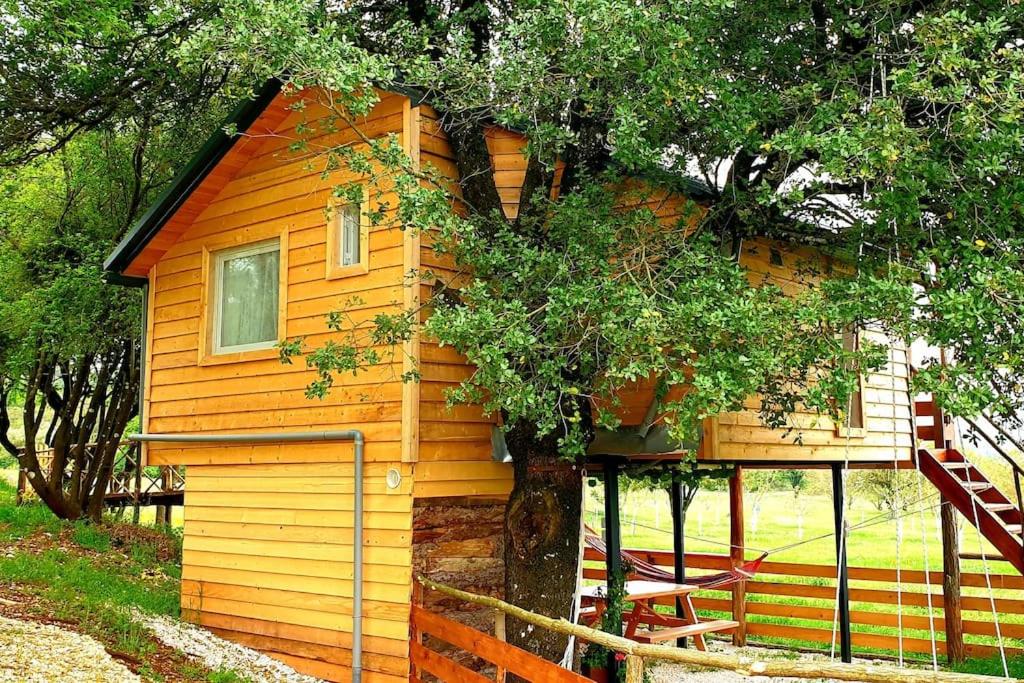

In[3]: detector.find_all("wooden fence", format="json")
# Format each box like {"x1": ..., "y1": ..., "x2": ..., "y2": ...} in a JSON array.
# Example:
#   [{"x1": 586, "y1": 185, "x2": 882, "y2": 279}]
[
  {"x1": 410, "y1": 604, "x2": 592, "y2": 683},
  {"x1": 583, "y1": 547, "x2": 1024, "y2": 659}
]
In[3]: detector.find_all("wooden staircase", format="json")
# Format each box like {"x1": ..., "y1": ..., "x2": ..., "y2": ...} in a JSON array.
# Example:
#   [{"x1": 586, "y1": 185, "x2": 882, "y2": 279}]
[{"x1": 914, "y1": 397, "x2": 1024, "y2": 575}]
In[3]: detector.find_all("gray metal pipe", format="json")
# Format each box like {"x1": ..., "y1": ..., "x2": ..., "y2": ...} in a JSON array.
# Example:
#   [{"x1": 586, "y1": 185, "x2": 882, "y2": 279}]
[{"x1": 130, "y1": 430, "x2": 367, "y2": 683}]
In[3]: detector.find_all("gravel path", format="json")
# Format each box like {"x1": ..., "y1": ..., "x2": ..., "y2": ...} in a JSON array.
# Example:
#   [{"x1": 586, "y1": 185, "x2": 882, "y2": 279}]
[
  {"x1": 136, "y1": 612, "x2": 324, "y2": 683},
  {"x1": 0, "y1": 614, "x2": 140, "y2": 682},
  {"x1": 647, "y1": 643, "x2": 896, "y2": 683}
]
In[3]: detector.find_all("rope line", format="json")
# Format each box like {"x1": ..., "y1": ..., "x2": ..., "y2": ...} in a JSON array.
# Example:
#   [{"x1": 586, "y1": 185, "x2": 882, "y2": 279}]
[
  {"x1": 889, "y1": 343, "x2": 905, "y2": 667},
  {"x1": 962, "y1": 462, "x2": 1009, "y2": 677}
]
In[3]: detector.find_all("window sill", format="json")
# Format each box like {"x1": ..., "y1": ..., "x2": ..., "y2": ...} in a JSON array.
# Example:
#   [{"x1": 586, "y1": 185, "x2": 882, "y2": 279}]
[
  {"x1": 326, "y1": 263, "x2": 369, "y2": 280},
  {"x1": 199, "y1": 345, "x2": 281, "y2": 366}
]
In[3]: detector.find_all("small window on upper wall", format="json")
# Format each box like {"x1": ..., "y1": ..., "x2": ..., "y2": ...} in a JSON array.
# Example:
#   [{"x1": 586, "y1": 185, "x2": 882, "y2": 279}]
[
  {"x1": 327, "y1": 201, "x2": 369, "y2": 278},
  {"x1": 836, "y1": 326, "x2": 867, "y2": 437},
  {"x1": 212, "y1": 239, "x2": 281, "y2": 354}
]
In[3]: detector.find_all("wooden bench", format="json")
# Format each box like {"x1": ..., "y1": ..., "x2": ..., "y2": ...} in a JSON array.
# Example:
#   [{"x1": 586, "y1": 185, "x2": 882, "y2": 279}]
[{"x1": 632, "y1": 619, "x2": 739, "y2": 644}]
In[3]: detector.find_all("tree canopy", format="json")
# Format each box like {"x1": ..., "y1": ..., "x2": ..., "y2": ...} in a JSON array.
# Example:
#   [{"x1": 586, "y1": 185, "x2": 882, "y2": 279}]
[
  {"x1": 1, "y1": 0, "x2": 1022, "y2": 658},
  {"x1": 183, "y1": 0, "x2": 1024, "y2": 658},
  {"x1": 0, "y1": 0, "x2": 233, "y2": 518},
  {"x1": 185, "y1": 0, "x2": 1024, "y2": 447}
]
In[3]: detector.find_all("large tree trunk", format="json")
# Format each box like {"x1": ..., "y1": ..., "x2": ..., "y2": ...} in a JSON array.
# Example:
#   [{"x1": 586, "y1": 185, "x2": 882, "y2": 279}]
[
  {"x1": 503, "y1": 424, "x2": 584, "y2": 665},
  {"x1": 441, "y1": 110, "x2": 597, "y2": 665}
]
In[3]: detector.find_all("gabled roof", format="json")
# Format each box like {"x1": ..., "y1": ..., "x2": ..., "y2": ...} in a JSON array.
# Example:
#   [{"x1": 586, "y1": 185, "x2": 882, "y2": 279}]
[
  {"x1": 104, "y1": 79, "x2": 714, "y2": 280},
  {"x1": 104, "y1": 79, "x2": 283, "y2": 279}
]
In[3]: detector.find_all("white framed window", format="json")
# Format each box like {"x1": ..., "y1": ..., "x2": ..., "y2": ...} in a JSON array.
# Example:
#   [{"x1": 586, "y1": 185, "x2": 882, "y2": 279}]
[
  {"x1": 326, "y1": 201, "x2": 369, "y2": 278},
  {"x1": 339, "y1": 203, "x2": 361, "y2": 266},
  {"x1": 211, "y1": 239, "x2": 281, "y2": 354}
]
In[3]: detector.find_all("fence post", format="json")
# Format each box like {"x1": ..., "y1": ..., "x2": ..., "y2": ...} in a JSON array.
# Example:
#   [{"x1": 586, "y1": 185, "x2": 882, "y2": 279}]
[
  {"x1": 132, "y1": 443, "x2": 142, "y2": 524},
  {"x1": 624, "y1": 655, "x2": 644, "y2": 683},
  {"x1": 730, "y1": 467, "x2": 747, "y2": 646},
  {"x1": 940, "y1": 497, "x2": 965, "y2": 664}
]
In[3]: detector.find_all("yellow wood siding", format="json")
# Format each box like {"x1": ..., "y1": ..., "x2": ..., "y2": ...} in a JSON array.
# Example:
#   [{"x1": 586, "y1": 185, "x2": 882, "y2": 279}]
[
  {"x1": 179, "y1": 459, "x2": 411, "y2": 683},
  {"x1": 412, "y1": 106, "x2": 514, "y2": 499},
  {"x1": 144, "y1": 90, "x2": 414, "y2": 682},
  {"x1": 707, "y1": 238, "x2": 914, "y2": 464}
]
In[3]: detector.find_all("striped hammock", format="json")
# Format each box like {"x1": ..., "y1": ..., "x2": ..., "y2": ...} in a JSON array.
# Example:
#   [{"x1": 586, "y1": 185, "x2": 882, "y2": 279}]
[{"x1": 584, "y1": 530, "x2": 768, "y2": 590}]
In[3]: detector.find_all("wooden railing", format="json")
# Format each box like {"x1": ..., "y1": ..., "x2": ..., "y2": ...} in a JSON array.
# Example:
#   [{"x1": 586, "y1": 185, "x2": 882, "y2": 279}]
[
  {"x1": 584, "y1": 547, "x2": 1024, "y2": 659},
  {"x1": 16, "y1": 442, "x2": 184, "y2": 517},
  {"x1": 410, "y1": 604, "x2": 591, "y2": 683}
]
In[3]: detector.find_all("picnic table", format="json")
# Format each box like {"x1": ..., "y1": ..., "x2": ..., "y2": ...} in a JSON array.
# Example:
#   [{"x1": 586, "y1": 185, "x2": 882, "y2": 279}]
[{"x1": 579, "y1": 580, "x2": 738, "y2": 649}]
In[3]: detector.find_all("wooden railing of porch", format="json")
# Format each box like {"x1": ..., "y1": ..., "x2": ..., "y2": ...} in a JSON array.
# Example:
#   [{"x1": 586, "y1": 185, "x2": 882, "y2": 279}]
[
  {"x1": 584, "y1": 547, "x2": 1024, "y2": 659},
  {"x1": 16, "y1": 442, "x2": 184, "y2": 522}
]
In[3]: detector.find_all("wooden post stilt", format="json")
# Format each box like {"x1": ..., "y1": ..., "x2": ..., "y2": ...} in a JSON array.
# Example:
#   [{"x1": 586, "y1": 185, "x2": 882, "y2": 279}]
[
  {"x1": 832, "y1": 463, "x2": 852, "y2": 663},
  {"x1": 670, "y1": 479, "x2": 688, "y2": 647},
  {"x1": 132, "y1": 443, "x2": 142, "y2": 524},
  {"x1": 603, "y1": 459, "x2": 623, "y2": 678},
  {"x1": 730, "y1": 467, "x2": 747, "y2": 647},
  {"x1": 940, "y1": 496, "x2": 965, "y2": 664}
]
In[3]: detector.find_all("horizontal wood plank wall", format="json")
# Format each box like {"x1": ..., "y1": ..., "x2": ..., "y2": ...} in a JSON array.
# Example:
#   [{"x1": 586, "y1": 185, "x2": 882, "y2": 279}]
[
  {"x1": 144, "y1": 90, "x2": 414, "y2": 682},
  {"x1": 124, "y1": 97, "x2": 295, "y2": 278},
  {"x1": 584, "y1": 548, "x2": 1024, "y2": 659},
  {"x1": 707, "y1": 237, "x2": 914, "y2": 464},
  {"x1": 182, "y1": 460, "x2": 412, "y2": 682},
  {"x1": 413, "y1": 106, "x2": 514, "y2": 499}
]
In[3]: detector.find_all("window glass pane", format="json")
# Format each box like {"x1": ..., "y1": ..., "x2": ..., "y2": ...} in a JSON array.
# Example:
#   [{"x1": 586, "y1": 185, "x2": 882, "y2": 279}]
[
  {"x1": 340, "y1": 204, "x2": 361, "y2": 266},
  {"x1": 219, "y1": 246, "x2": 279, "y2": 349}
]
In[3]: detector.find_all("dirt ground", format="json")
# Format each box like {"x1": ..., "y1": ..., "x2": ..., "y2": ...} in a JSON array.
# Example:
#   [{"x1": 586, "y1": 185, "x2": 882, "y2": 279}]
[
  {"x1": 0, "y1": 584, "x2": 195, "y2": 682},
  {"x1": 647, "y1": 642, "x2": 910, "y2": 683}
]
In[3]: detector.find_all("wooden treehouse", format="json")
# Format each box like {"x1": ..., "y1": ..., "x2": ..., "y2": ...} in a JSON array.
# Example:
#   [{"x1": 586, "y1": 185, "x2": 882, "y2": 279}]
[{"x1": 103, "y1": 82, "x2": 1023, "y2": 681}]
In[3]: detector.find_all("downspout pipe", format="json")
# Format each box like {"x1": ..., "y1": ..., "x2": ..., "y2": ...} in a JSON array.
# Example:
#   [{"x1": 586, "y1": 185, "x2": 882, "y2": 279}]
[{"x1": 130, "y1": 430, "x2": 367, "y2": 683}]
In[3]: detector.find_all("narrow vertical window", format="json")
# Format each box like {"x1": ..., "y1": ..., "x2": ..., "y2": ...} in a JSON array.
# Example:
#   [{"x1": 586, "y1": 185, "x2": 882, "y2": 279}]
[
  {"x1": 327, "y1": 201, "x2": 368, "y2": 278},
  {"x1": 340, "y1": 203, "x2": 361, "y2": 266},
  {"x1": 212, "y1": 239, "x2": 281, "y2": 354}
]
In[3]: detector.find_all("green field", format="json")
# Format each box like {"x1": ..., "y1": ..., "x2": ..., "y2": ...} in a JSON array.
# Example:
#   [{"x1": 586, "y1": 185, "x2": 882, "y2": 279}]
[{"x1": 586, "y1": 484, "x2": 1001, "y2": 572}]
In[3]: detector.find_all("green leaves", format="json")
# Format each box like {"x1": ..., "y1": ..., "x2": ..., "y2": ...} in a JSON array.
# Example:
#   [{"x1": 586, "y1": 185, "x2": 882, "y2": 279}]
[{"x1": 202, "y1": 0, "x2": 1024, "y2": 455}]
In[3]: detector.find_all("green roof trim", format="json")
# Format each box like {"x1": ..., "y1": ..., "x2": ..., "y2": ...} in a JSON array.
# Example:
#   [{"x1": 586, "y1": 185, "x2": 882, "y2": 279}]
[{"x1": 103, "y1": 79, "x2": 283, "y2": 276}]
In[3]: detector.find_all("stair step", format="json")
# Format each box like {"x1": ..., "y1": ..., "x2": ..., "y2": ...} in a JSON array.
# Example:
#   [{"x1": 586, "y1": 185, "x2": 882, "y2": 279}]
[
  {"x1": 984, "y1": 503, "x2": 1017, "y2": 513},
  {"x1": 1006, "y1": 525, "x2": 1023, "y2": 535},
  {"x1": 915, "y1": 400, "x2": 935, "y2": 416},
  {"x1": 960, "y1": 552, "x2": 1010, "y2": 562},
  {"x1": 917, "y1": 425, "x2": 936, "y2": 441},
  {"x1": 943, "y1": 462, "x2": 974, "y2": 470},
  {"x1": 963, "y1": 481, "x2": 994, "y2": 492}
]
